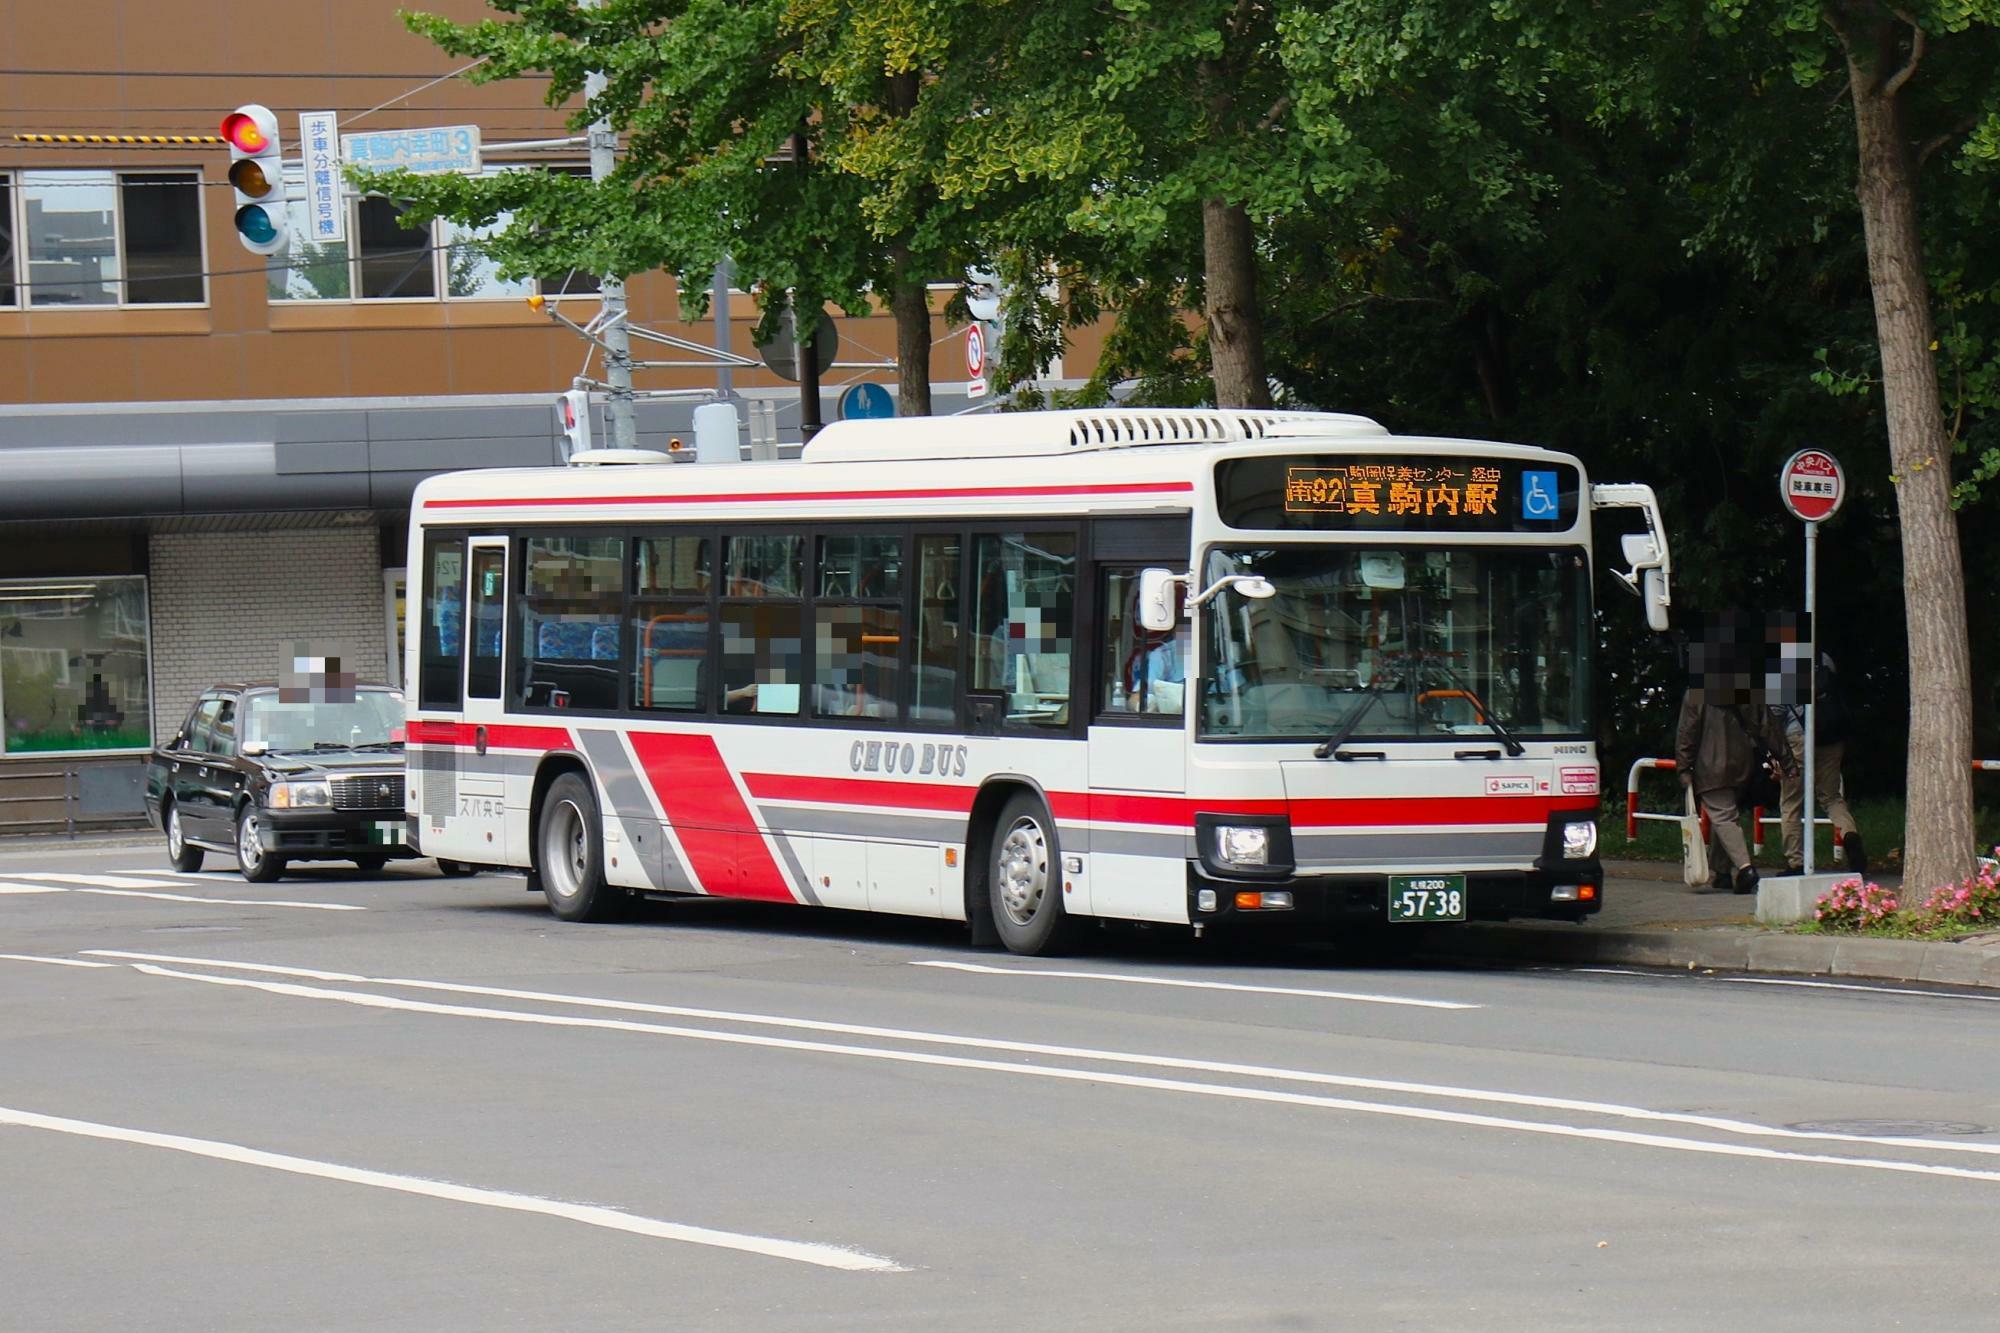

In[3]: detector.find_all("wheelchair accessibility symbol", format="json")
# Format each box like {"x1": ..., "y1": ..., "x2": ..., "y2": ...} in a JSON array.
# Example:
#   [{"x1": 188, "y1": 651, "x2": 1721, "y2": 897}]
[{"x1": 1521, "y1": 470, "x2": 1560, "y2": 520}]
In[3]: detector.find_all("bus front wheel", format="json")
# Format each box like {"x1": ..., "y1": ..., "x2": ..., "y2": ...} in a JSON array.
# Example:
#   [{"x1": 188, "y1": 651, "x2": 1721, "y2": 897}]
[
  {"x1": 536, "y1": 773, "x2": 628, "y2": 923},
  {"x1": 988, "y1": 793, "x2": 1078, "y2": 956}
]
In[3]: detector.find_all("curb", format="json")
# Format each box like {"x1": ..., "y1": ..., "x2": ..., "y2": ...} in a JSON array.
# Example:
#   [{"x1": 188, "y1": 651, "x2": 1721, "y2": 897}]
[{"x1": 1426, "y1": 921, "x2": 2000, "y2": 990}]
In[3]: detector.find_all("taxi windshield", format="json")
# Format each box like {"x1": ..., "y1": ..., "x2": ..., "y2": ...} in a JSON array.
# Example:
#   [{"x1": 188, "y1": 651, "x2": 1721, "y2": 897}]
[{"x1": 241, "y1": 688, "x2": 405, "y2": 752}]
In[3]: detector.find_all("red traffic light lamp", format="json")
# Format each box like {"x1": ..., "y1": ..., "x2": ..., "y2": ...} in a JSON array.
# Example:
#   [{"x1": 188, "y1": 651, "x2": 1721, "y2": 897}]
[{"x1": 222, "y1": 104, "x2": 286, "y2": 256}]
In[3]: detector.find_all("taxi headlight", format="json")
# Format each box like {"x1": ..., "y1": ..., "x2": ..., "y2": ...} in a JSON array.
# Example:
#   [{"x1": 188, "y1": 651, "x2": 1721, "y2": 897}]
[{"x1": 270, "y1": 781, "x2": 330, "y2": 809}]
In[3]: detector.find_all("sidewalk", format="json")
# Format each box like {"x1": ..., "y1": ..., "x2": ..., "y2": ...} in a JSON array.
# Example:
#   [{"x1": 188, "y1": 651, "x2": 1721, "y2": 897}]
[{"x1": 1425, "y1": 859, "x2": 2000, "y2": 990}]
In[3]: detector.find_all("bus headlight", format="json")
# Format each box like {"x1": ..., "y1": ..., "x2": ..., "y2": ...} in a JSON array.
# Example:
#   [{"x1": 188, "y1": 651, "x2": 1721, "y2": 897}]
[
  {"x1": 269, "y1": 781, "x2": 331, "y2": 809},
  {"x1": 1562, "y1": 819, "x2": 1598, "y2": 859},
  {"x1": 1216, "y1": 825, "x2": 1270, "y2": 867}
]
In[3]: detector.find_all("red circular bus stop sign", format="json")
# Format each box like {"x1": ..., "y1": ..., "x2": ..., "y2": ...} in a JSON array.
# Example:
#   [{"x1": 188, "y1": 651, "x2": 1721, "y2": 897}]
[{"x1": 1780, "y1": 449, "x2": 1845, "y2": 522}]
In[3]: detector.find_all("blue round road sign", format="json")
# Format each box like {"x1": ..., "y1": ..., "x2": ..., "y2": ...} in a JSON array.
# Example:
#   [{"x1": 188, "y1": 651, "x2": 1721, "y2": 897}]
[{"x1": 840, "y1": 382, "x2": 895, "y2": 421}]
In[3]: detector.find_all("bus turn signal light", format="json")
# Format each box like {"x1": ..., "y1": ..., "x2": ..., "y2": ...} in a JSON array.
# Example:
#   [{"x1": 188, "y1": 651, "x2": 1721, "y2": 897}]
[{"x1": 1234, "y1": 890, "x2": 1295, "y2": 911}]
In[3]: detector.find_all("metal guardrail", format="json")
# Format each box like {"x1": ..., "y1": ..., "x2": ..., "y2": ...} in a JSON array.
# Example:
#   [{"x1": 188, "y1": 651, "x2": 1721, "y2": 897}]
[
  {"x1": 0, "y1": 762, "x2": 149, "y2": 838},
  {"x1": 1626, "y1": 755, "x2": 2000, "y2": 851}
]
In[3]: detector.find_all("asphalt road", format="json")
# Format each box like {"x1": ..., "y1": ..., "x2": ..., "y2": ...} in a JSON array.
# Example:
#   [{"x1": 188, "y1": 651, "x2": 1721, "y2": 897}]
[{"x1": 5, "y1": 838, "x2": 2000, "y2": 1331}]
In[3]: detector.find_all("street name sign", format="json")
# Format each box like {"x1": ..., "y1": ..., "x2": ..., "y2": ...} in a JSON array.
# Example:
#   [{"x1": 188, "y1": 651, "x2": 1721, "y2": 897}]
[{"x1": 342, "y1": 125, "x2": 482, "y2": 175}]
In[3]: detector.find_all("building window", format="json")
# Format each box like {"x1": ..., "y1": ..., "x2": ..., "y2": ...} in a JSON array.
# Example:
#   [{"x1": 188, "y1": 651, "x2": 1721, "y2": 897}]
[
  {"x1": 13, "y1": 170, "x2": 203, "y2": 307},
  {"x1": 269, "y1": 166, "x2": 596, "y2": 304},
  {"x1": 0, "y1": 576, "x2": 152, "y2": 755},
  {"x1": 357, "y1": 197, "x2": 437, "y2": 300},
  {"x1": 0, "y1": 175, "x2": 15, "y2": 307}
]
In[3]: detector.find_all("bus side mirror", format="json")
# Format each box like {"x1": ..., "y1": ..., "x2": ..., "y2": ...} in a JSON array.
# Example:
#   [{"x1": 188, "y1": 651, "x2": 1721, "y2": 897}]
[
  {"x1": 1618, "y1": 533, "x2": 1671, "y2": 631},
  {"x1": 1137, "y1": 568, "x2": 1181, "y2": 632}
]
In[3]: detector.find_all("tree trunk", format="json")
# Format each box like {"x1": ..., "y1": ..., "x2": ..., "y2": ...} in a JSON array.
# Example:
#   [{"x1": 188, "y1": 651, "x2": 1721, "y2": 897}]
[
  {"x1": 1202, "y1": 197, "x2": 1271, "y2": 409},
  {"x1": 886, "y1": 70, "x2": 933, "y2": 417},
  {"x1": 889, "y1": 240, "x2": 933, "y2": 417},
  {"x1": 1836, "y1": 14, "x2": 1976, "y2": 893}
]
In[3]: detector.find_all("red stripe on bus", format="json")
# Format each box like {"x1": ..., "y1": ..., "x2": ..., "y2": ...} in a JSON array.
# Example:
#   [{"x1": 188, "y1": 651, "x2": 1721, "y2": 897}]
[
  {"x1": 743, "y1": 774, "x2": 1585, "y2": 831},
  {"x1": 423, "y1": 481, "x2": 1195, "y2": 510},
  {"x1": 628, "y1": 732, "x2": 799, "y2": 904},
  {"x1": 744, "y1": 773, "x2": 977, "y2": 814},
  {"x1": 406, "y1": 720, "x2": 573, "y2": 751}
]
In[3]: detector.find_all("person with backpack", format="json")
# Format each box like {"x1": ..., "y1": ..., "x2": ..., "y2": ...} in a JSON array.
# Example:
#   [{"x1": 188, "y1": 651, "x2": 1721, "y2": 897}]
[{"x1": 1778, "y1": 652, "x2": 1863, "y2": 875}]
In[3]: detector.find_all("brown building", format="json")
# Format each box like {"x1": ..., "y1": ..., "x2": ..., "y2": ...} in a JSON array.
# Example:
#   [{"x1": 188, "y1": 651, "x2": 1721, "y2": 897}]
[{"x1": 0, "y1": 0, "x2": 1101, "y2": 829}]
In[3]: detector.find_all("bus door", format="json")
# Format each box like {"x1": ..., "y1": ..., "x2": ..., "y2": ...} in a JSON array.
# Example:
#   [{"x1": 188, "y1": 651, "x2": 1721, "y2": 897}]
[
  {"x1": 1086, "y1": 563, "x2": 1190, "y2": 922},
  {"x1": 455, "y1": 536, "x2": 512, "y2": 858}
]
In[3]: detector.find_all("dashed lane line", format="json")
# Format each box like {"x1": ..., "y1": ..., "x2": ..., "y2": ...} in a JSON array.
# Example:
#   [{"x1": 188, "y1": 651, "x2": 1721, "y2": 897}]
[{"x1": 0, "y1": 1104, "x2": 906, "y2": 1272}]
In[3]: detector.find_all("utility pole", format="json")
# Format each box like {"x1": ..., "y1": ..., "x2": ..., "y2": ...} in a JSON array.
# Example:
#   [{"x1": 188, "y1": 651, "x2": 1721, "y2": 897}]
[
  {"x1": 791, "y1": 129, "x2": 824, "y2": 442},
  {"x1": 713, "y1": 255, "x2": 735, "y2": 401},
  {"x1": 582, "y1": 0, "x2": 637, "y2": 450}
]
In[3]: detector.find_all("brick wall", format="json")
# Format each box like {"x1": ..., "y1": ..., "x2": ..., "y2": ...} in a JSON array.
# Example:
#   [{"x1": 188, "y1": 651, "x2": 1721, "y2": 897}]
[{"x1": 148, "y1": 526, "x2": 388, "y2": 742}]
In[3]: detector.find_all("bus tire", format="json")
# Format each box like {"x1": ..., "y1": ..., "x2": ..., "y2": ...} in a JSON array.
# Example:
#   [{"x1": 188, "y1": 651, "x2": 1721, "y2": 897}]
[
  {"x1": 535, "y1": 772, "x2": 627, "y2": 922},
  {"x1": 988, "y1": 792, "x2": 1078, "y2": 956}
]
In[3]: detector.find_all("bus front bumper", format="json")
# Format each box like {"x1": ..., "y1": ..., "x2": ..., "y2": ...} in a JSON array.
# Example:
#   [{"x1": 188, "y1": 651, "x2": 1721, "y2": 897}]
[{"x1": 1185, "y1": 863, "x2": 1603, "y2": 927}]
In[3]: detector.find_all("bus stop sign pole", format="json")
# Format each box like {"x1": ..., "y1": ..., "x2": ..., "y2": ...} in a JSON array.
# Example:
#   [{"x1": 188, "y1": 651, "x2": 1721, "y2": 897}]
[{"x1": 1780, "y1": 449, "x2": 1846, "y2": 876}]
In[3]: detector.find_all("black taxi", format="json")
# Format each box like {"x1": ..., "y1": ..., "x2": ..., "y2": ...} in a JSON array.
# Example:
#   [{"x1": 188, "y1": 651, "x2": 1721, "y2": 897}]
[{"x1": 144, "y1": 682, "x2": 428, "y2": 882}]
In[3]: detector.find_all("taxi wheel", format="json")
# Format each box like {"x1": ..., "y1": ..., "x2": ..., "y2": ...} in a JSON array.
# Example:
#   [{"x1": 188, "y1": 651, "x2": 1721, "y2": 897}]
[
  {"x1": 236, "y1": 805, "x2": 287, "y2": 884},
  {"x1": 164, "y1": 800, "x2": 204, "y2": 873}
]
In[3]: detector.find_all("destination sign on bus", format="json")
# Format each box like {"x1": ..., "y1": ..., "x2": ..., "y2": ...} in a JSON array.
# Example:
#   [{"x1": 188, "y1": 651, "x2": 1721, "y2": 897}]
[{"x1": 1216, "y1": 455, "x2": 1581, "y2": 532}]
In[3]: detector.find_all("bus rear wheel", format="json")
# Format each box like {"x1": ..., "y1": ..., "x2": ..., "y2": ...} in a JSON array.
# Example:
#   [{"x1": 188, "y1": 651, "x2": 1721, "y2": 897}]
[
  {"x1": 536, "y1": 773, "x2": 628, "y2": 922},
  {"x1": 988, "y1": 793, "x2": 1078, "y2": 956}
]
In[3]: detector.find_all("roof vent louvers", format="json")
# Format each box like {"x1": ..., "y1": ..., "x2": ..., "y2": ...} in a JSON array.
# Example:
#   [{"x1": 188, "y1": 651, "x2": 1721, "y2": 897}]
[{"x1": 802, "y1": 406, "x2": 1388, "y2": 463}]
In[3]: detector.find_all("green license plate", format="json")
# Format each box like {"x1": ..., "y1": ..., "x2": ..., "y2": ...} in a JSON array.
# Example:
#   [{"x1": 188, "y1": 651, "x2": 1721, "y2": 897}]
[{"x1": 1388, "y1": 874, "x2": 1467, "y2": 922}]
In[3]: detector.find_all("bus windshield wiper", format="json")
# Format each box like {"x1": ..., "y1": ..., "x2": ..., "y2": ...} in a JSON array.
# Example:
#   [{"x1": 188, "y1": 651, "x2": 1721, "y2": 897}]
[
  {"x1": 349, "y1": 741, "x2": 403, "y2": 752},
  {"x1": 309, "y1": 741, "x2": 353, "y2": 752},
  {"x1": 1314, "y1": 669, "x2": 1404, "y2": 759},
  {"x1": 1412, "y1": 652, "x2": 1525, "y2": 757}
]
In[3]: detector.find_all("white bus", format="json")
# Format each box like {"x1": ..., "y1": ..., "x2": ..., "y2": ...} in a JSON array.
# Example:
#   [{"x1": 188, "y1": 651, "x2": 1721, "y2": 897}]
[{"x1": 404, "y1": 408, "x2": 1672, "y2": 954}]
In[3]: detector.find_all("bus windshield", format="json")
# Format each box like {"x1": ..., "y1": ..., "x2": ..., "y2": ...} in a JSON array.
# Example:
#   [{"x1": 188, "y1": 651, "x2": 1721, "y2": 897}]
[{"x1": 1199, "y1": 545, "x2": 1591, "y2": 742}]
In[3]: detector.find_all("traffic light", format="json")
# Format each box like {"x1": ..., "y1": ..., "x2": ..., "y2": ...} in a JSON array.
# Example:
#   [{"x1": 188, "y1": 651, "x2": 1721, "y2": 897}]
[
  {"x1": 556, "y1": 389, "x2": 593, "y2": 457},
  {"x1": 222, "y1": 104, "x2": 286, "y2": 255}
]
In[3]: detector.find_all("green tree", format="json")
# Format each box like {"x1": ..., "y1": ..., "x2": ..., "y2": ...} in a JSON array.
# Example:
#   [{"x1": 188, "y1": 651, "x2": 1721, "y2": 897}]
[{"x1": 366, "y1": 0, "x2": 982, "y2": 415}]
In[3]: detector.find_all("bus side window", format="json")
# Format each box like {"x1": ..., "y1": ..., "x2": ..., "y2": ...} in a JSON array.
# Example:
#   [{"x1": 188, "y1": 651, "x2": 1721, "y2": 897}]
[
  {"x1": 972, "y1": 532, "x2": 1076, "y2": 729},
  {"x1": 514, "y1": 535, "x2": 623, "y2": 711},
  {"x1": 814, "y1": 534, "x2": 904, "y2": 722},
  {"x1": 418, "y1": 536, "x2": 466, "y2": 711},
  {"x1": 719, "y1": 534, "x2": 804, "y2": 715},
  {"x1": 633, "y1": 533, "x2": 712, "y2": 713},
  {"x1": 912, "y1": 535, "x2": 961, "y2": 724},
  {"x1": 1100, "y1": 568, "x2": 1187, "y2": 721}
]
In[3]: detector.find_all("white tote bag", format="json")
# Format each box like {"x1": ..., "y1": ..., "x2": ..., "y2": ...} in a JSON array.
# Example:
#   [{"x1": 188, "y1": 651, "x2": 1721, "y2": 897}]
[{"x1": 1679, "y1": 786, "x2": 1711, "y2": 888}]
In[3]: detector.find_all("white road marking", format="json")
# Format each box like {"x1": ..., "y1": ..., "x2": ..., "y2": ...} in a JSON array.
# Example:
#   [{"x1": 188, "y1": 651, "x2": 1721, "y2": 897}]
[
  {"x1": 1718, "y1": 976, "x2": 2000, "y2": 1002},
  {"x1": 94, "y1": 957, "x2": 2000, "y2": 1187},
  {"x1": 0, "y1": 879, "x2": 362, "y2": 911},
  {"x1": 76, "y1": 888, "x2": 364, "y2": 912},
  {"x1": 28, "y1": 873, "x2": 219, "y2": 890},
  {"x1": 0, "y1": 954, "x2": 116, "y2": 968},
  {"x1": 909, "y1": 959, "x2": 1477, "y2": 1009},
  {"x1": 79, "y1": 949, "x2": 2000, "y2": 1162},
  {"x1": 0, "y1": 1104, "x2": 904, "y2": 1272}
]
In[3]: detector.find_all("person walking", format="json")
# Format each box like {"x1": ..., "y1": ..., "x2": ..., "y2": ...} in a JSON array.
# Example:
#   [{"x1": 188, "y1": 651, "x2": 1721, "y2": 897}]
[
  {"x1": 1779, "y1": 652, "x2": 1863, "y2": 875},
  {"x1": 1677, "y1": 684, "x2": 1793, "y2": 894}
]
